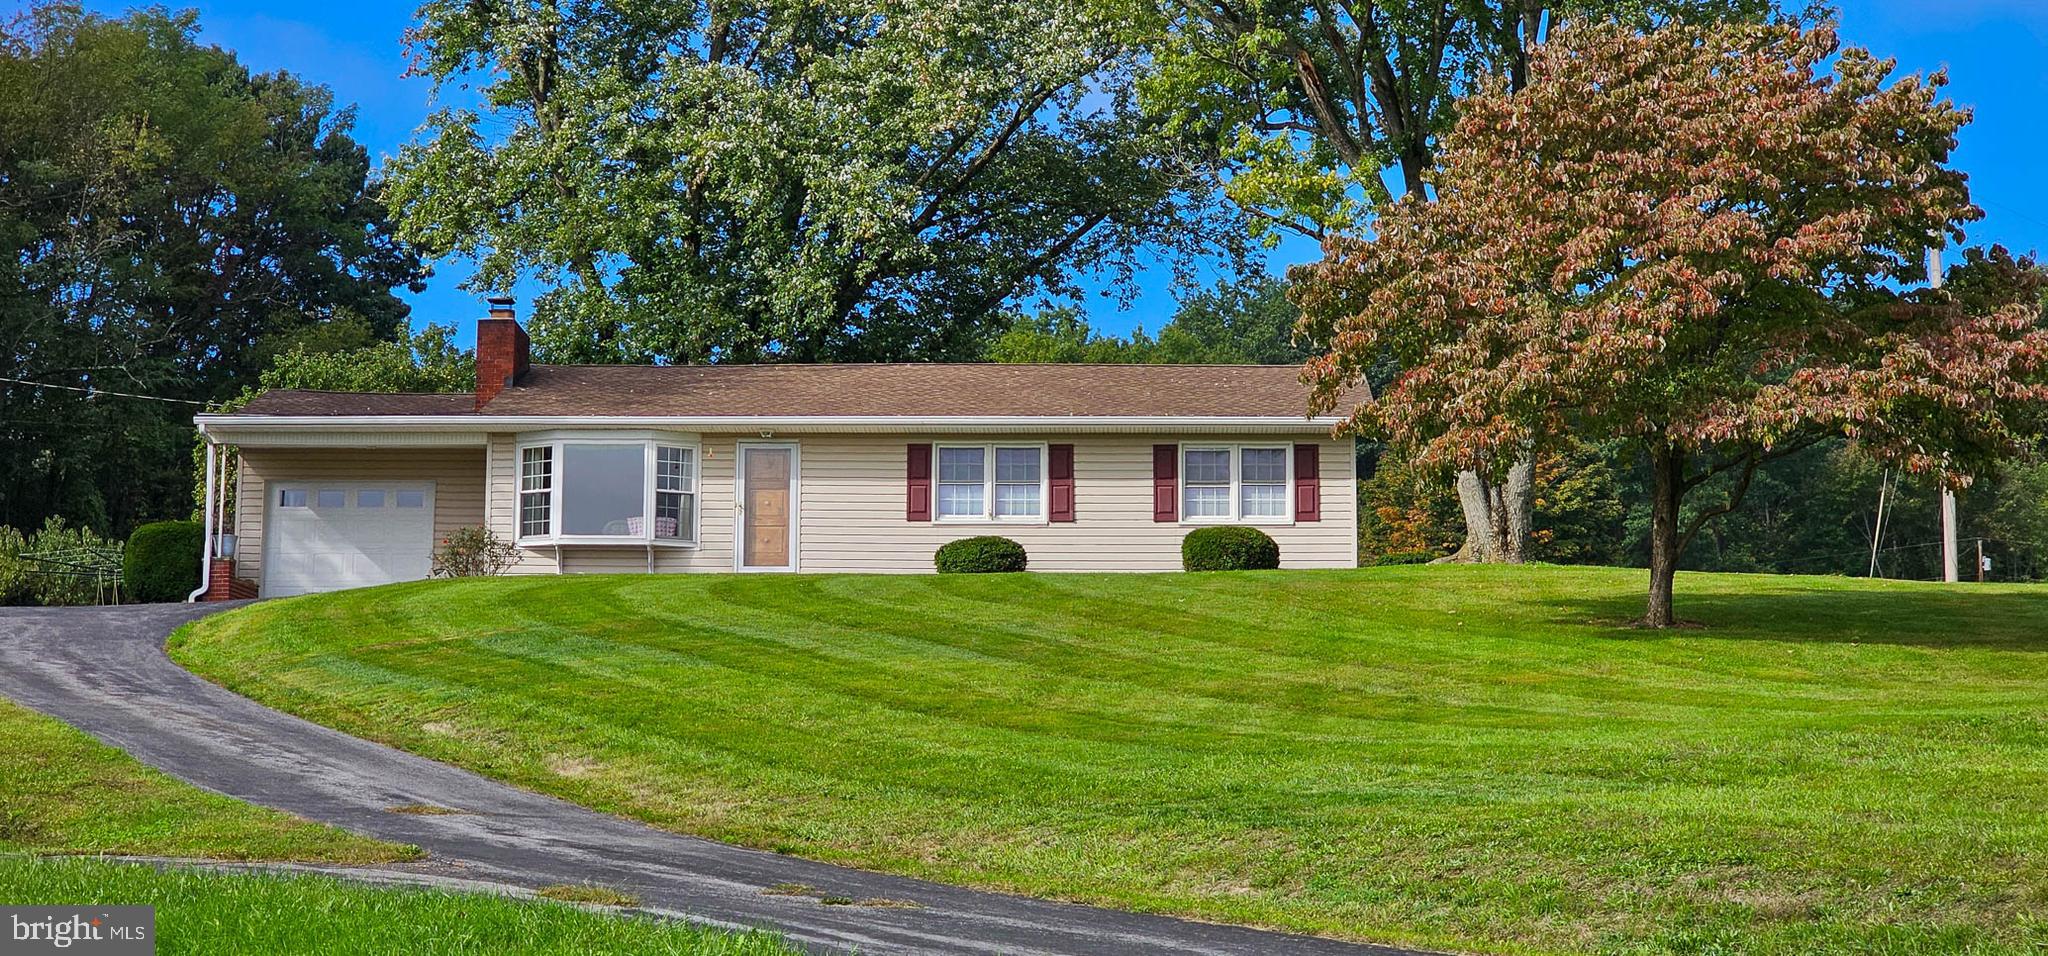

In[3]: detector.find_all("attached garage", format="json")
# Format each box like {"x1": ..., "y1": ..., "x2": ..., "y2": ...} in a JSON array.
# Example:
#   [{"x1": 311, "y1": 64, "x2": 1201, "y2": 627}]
[{"x1": 262, "y1": 482, "x2": 437, "y2": 596}]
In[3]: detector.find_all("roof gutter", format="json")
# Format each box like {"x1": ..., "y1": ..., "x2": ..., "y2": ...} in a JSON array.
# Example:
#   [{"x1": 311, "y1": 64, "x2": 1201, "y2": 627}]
[{"x1": 193, "y1": 414, "x2": 1349, "y2": 435}]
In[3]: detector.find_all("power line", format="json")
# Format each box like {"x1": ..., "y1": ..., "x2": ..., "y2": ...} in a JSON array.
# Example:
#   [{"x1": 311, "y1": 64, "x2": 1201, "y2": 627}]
[{"x1": 0, "y1": 374, "x2": 210, "y2": 406}]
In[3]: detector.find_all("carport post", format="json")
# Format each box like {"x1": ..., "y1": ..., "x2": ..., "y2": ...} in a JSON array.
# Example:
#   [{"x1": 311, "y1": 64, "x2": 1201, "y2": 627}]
[{"x1": 186, "y1": 436, "x2": 217, "y2": 602}]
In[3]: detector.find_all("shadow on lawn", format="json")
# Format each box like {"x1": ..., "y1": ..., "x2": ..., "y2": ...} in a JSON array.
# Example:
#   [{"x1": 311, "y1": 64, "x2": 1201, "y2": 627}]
[{"x1": 1530, "y1": 575, "x2": 2048, "y2": 651}]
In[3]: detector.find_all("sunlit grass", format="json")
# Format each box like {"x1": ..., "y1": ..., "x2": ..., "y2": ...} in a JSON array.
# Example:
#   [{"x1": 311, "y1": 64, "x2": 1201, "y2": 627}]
[
  {"x1": 171, "y1": 565, "x2": 2048, "y2": 954},
  {"x1": 0, "y1": 697, "x2": 406, "y2": 863},
  {"x1": 0, "y1": 857, "x2": 799, "y2": 956}
]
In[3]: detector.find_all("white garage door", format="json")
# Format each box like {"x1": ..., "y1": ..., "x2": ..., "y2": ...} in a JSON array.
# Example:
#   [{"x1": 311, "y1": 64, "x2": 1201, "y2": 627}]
[{"x1": 264, "y1": 482, "x2": 435, "y2": 597}]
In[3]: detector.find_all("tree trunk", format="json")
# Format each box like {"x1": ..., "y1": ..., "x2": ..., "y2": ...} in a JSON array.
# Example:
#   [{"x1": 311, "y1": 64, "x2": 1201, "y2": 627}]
[
  {"x1": 1643, "y1": 445, "x2": 1685, "y2": 627},
  {"x1": 1447, "y1": 456, "x2": 1535, "y2": 563}
]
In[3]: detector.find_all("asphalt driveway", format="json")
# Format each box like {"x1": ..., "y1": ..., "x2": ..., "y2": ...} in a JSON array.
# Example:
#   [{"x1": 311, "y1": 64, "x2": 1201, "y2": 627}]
[{"x1": 0, "y1": 603, "x2": 1424, "y2": 956}]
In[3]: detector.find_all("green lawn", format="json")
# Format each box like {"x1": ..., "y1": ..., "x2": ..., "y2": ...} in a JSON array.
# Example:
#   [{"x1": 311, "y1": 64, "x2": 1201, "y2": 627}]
[
  {"x1": 169, "y1": 565, "x2": 2048, "y2": 955},
  {"x1": 0, "y1": 856, "x2": 800, "y2": 955},
  {"x1": 0, "y1": 696, "x2": 405, "y2": 862}
]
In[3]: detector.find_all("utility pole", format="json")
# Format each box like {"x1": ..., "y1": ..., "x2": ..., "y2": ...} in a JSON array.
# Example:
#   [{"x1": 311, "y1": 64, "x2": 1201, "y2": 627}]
[
  {"x1": 1932, "y1": 246, "x2": 1960, "y2": 583},
  {"x1": 1868, "y1": 469, "x2": 1890, "y2": 578},
  {"x1": 1977, "y1": 539, "x2": 1986, "y2": 583}
]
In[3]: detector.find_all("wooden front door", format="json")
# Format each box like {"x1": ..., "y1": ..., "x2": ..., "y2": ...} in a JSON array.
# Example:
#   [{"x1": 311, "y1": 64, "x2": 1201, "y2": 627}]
[{"x1": 740, "y1": 445, "x2": 795, "y2": 570}]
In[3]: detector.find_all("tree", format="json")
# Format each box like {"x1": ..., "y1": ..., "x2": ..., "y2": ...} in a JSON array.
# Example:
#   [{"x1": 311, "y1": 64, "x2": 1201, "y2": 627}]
[
  {"x1": 1295, "y1": 20, "x2": 2048, "y2": 625},
  {"x1": 389, "y1": 0, "x2": 1232, "y2": 366},
  {"x1": 1152, "y1": 275, "x2": 1311, "y2": 363},
  {"x1": 0, "y1": 3, "x2": 422, "y2": 535},
  {"x1": 1144, "y1": 0, "x2": 1769, "y2": 563},
  {"x1": 984, "y1": 309, "x2": 1162, "y2": 364},
  {"x1": 243, "y1": 324, "x2": 474, "y2": 397},
  {"x1": 984, "y1": 275, "x2": 1306, "y2": 363}
]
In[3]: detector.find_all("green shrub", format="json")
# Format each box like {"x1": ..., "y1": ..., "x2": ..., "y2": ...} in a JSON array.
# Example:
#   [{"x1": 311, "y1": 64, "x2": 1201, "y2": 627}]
[
  {"x1": 1373, "y1": 549, "x2": 1438, "y2": 567},
  {"x1": 0, "y1": 519, "x2": 123, "y2": 606},
  {"x1": 431, "y1": 527, "x2": 520, "y2": 578},
  {"x1": 124, "y1": 520, "x2": 205, "y2": 603},
  {"x1": 0, "y1": 526, "x2": 30, "y2": 606},
  {"x1": 1182, "y1": 526, "x2": 1280, "y2": 571},
  {"x1": 934, "y1": 536, "x2": 1028, "y2": 573}
]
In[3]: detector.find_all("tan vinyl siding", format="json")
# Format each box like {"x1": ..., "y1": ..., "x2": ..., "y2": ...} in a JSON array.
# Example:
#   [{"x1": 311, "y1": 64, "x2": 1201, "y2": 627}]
[
  {"x1": 483, "y1": 431, "x2": 1352, "y2": 575},
  {"x1": 784, "y1": 434, "x2": 1355, "y2": 573},
  {"x1": 236, "y1": 430, "x2": 1354, "y2": 585},
  {"x1": 233, "y1": 447, "x2": 486, "y2": 586}
]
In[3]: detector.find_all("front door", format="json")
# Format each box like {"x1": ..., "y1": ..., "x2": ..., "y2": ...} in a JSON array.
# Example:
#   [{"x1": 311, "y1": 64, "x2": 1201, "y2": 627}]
[{"x1": 738, "y1": 444, "x2": 797, "y2": 571}]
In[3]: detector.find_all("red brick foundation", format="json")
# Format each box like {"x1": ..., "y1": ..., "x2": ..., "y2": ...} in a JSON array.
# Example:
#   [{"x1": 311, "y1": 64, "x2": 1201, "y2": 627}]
[{"x1": 204, "y1": 559, "x2": 258, "y2": 601}]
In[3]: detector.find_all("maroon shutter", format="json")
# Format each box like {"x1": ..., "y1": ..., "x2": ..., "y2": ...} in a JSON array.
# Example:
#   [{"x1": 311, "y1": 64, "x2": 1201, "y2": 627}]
[
  {"x1": 1152, "y1": 444, "x2": 1178, "y2": 522},
  {"x1": 906, "y1": 444, "x2": 932, "y2": 521},
  {"x1": 1293, "y1": 443, "x2": 1322, "y2": 522},
  {"x1": 1048, "y1": 444, "x2": 1076, "y2": 522}
]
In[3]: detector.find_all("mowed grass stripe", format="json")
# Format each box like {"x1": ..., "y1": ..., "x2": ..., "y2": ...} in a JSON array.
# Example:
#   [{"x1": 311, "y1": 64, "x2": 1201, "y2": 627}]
[{"x1": 171, "y1": 565, "x2": 2048, "y2": 955}]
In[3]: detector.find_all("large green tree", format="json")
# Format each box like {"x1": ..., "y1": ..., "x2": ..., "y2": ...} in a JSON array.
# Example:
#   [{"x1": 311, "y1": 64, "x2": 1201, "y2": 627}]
[
  {"x1": 984, "y1": 275, "x2": 1309, "y2": 364},
  {"x1": 389, "y1": 0, "x2": 1230, "y2": 365},
  {"x1": 1144, "y1": 0, "x2": 1770, "y2": 563},
  {"x1": 0, "y1": 3, "x2": 422, "y2": 535},
  {"x1": 1297, "y1": 20, "x2": 2048, "y2": 625}
]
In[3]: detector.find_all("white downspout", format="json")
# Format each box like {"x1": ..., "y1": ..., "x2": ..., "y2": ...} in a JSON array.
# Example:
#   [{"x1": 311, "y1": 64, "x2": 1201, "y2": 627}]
[{"x1": 186, "y1": 436, "x2": 217, "y2": 602}]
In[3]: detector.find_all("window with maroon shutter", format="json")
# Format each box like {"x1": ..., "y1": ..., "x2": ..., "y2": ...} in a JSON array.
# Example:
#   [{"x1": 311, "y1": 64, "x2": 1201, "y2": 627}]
[
  {"x1": 1045, "y1": 444, "x2": 1076, "y2": 522},
  {"x1": 906, "y1": 444, "x2": 932, "y2": 521},
  {"x1": 1152, "y1": 444, "x2": 1178, "y2": 522},
  {"x1": 1293, "y1": 443, "x2": 1322, "y2": 522}
]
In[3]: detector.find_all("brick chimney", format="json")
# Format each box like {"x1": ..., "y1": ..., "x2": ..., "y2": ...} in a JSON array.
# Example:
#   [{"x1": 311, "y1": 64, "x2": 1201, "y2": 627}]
[{"x1": 475, "y1": 296, "x2": 529, "y2": 410}]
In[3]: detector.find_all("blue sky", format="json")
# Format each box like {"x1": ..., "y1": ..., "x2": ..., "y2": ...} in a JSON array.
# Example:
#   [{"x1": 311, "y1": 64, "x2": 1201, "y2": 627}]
[{"x1": 53, "y1": 0, "x2": 2048, "y2": 347}]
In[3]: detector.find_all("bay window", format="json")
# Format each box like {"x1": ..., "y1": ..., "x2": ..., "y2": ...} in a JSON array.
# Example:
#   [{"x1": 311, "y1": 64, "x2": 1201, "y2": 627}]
[
  {"x1": 936, "y1": 444, "x2": 1046, "y2": 521},
  {"x1": 516, "y1": 437, "x2": 697, "y2": 544},
  {"x1": 1181, "y1": 445, "x2": 1291, "y2": 524}
]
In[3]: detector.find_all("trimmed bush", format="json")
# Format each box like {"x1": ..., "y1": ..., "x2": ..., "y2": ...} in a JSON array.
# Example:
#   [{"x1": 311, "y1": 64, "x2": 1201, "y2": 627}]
[
  {"x1": 124, "y1": 520, "x2": 204, "y2": 603},
  {"x1": 1182, "y1": 526, "x2": 1280, "y2": 571},
  {"x1": 935, "y1": 536, "x2": 1028, "y2": 574},
  {"x1": 1373, "y1": 549, "x2": 1439, "y2": 567}
]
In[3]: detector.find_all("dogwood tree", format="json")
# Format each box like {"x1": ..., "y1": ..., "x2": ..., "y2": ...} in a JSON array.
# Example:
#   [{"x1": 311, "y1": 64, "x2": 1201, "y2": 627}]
[{"x1": 1295, "y1": 20, "x2": 2048, "y2": 625}]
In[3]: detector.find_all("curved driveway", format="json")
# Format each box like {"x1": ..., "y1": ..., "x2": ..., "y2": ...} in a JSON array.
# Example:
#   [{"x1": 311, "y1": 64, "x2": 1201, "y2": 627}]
[{"x1": 0, "y1": 604, "x2": 1423, "y2": 956}]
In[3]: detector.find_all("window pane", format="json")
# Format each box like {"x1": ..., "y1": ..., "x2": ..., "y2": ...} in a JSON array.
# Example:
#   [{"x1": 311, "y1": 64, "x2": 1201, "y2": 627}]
[
  {"x1": 936, "y1": 483, "x2": 985, "y2": 518},
  {"x1": 937, "y1": 447, "x2": 984, "y2": 483},
  {"x1": 395, "y1": 490, "x2": 426, "y2": 508},
  {"x1": 278, "y1": 489, "x2": 307, "y2": 508},
  {"x1": 1241, "y1": 448, "x2": 1287, "y2": 484},
  {"x1": 520, "y1": 446, "x2": 552, "y2": 491},
  {"x1": 1182, "y1": 485, "x2": 1231, "y2": 518},
  {"x1": 994, "y1": 483, "x2": 1041, "y2": 517},
  {"x1": 654, "y1": 491, "x2": 691, "y2": 540},
  {"x1": 316, "y1": 489, "x2": 346, "y2": 508},
  {"x1": 356, "y1": 490, "x2": 385, "y2": 508},
  {"x1": 560, "y1": 444, "x2": 646, "y2": 535},
  {"x1": 1240, "y1": 482, "x2": 1288, "y2": 517},
  {"x1": 994, "y1": 447, "x2": 1040, "y2": 482},
  {"x1": 1183, "y1": 449, "x2": 1231, "y2": 485},
  {"x1": 520, "y1": 492, "x2": 551, "y2": 537},
  {"x1": 656, "y1": 446, "x2": 693, "y2": 492}
]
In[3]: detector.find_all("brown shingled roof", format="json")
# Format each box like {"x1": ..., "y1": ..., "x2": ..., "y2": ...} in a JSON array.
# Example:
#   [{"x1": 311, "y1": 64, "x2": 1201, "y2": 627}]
[
  {"x1": 226, "y1": 364, "x2": 1352, "y2": 420},
  {"x1": 236, "y1": 390, "x2": 478, "y2": 416}
]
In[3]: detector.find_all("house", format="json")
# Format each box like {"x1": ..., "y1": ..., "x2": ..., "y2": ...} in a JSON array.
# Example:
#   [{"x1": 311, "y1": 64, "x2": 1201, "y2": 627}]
[{"x1": 190, "y1": 302, "x2": 1360, "y2": 598}]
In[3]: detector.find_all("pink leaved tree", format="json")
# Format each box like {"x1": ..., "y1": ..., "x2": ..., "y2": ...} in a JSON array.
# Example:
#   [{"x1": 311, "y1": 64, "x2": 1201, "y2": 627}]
[{"x1": 1294, "y1": 19, "x2": 2048, "y2": 626}]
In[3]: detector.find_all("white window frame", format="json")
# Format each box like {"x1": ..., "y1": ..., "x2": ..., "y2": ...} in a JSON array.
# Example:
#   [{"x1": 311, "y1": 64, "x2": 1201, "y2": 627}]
[
  {"x1": 515, "y1": 434, "x2": 700, "y2": 547},
  {"x1": 518, "y1": 445, "x2": 554, "y2": 540},
  {"x1": 933, "y1": 442, "x2": 1049, "y2": 524},
  {"x1": 1178, "y1": 443, "x2": 1294, "y2": 526}
]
